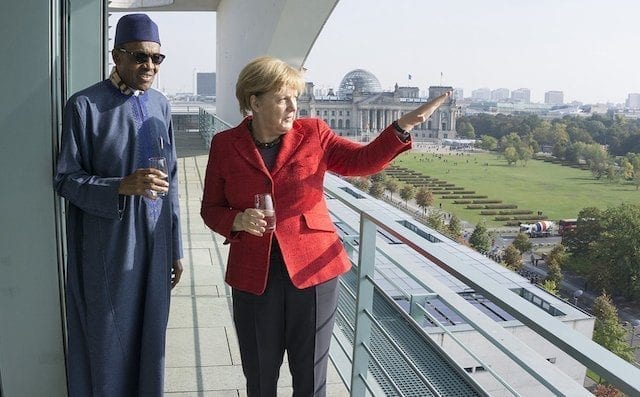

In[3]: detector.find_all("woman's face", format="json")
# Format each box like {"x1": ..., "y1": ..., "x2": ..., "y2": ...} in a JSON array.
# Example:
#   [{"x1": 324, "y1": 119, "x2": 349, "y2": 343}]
[{"x1": 251, "y1": 86, "x2": 298, "y2": 135}]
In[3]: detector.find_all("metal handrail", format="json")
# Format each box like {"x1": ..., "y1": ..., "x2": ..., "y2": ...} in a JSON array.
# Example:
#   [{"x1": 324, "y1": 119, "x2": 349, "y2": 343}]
[{"x1": 323, "y1": 174, "x2": 640, "y2": 396}]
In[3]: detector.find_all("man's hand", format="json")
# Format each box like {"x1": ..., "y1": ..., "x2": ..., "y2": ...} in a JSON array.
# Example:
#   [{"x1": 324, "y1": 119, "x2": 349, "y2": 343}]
[
  {"x1": 118, "y1": 168, "x2": 169, "y2": 199},
  {"x1": 171, "y1": 260, "x2": 183, "y2": 289}
]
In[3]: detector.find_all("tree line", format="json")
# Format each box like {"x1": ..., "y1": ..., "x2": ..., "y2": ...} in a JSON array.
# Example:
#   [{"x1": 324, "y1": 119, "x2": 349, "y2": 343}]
[{"x1": 458, "y1": 113, "x2": 640, "y2": 187}]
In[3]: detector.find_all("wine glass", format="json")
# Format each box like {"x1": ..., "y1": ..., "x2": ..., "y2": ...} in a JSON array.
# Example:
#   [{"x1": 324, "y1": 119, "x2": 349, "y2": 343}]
[
  {"x1": 254, "y1": 193, "x2": 276, "y2": 232},
  {"x1": 148, "y1": 156, "x2": 168, "y2": 197}
]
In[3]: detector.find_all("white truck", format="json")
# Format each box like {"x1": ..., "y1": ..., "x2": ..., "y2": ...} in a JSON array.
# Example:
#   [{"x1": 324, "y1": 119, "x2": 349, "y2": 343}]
[{"x1": 519, "y1": 220, "x2": 555, "y2": 238}]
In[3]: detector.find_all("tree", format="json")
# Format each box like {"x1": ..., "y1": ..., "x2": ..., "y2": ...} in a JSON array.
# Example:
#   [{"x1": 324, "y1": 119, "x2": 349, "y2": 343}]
[
  {"x1": 546, "y1": 261, "x2": 563, "y2": 286},
  {"x1": 479, "y1": 135, "x2": 498, "y2": 151},
  {"x1": 348, "y1": 176, "x2": 370, "y2": 192},
  {"x1": 591, "y1": 293, "x2": 635, "y2": 363},
  {"x1": 540, "y1": 279, "x2": 558, "y2": 295},
  {"x1": 447, "y1": 214, "x2": 464, "y2": 241},
  {"x1": 469, "y1": 221, "x2": 491, "y2": 254},
  {"x1": 545, "y1": 245, "x2": 566, "y2": 286},
  {"x1": 567, "y1": 204, "x2": 640, "y2": 300},
  {"x1": 512, "y1": 232, "x2": 532, "y2": 254},
  {"x1": 498, "y1": 132, "x2": 522, "y2": 152},
  {"x1": 368, "y1": 182, "x2": 385, "y2": 198},
  {"x1": 384, "y1": 178, "x2": 399, "y2": 200},
  {"x1": 370, "y1": 172, "x2": 386, "y2": 184},
  {"x1": 457, "y1": 120, "x2": 475, "y2": 138},
  {"x1": 502, "y1": 245, "x2": 523, "y2": 270},
  {"x1": 426, "y1": 212, "x2": 444, "y2": 232},
  {"x1": 517, "y1": 143, "x2": 534, "y2": 166},
  {"x1": 415, "y1": 187, "x2": 434, "y2": 214},
  {"x1": 593, "y1": 383, "x2": 621, "y2": 397},
  {"x1": 399, "y1": 184, "x2": 415, "y2": 207},
  {"x1": 503, "y1": 146, "x2": 519, "y2": 165}
]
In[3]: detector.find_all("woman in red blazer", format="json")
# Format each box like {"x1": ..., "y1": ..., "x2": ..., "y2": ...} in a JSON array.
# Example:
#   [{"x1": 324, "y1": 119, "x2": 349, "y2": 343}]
[{"x1": 201, "y1": 56, "x2": 451, "y2": 396}]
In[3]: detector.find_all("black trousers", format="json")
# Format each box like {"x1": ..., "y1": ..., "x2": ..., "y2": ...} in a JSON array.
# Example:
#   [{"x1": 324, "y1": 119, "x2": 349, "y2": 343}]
[{"x1": 232, "y1": 240, "x2": 339, "y2": 397}]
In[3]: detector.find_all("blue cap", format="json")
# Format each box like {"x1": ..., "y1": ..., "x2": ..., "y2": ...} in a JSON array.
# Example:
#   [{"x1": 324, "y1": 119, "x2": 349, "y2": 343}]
[{"x1": 114, "y1": 14, "x2": 160, "y2": 46}]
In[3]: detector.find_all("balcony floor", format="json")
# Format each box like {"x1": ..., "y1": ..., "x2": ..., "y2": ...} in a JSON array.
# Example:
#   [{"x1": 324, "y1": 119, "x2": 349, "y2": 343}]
[{"x1": 165, "y1": 130, "x2": 349, "y2": 396}]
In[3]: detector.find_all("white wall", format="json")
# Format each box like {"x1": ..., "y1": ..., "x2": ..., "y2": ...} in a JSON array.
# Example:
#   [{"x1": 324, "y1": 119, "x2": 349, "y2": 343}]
[{"x1": 215, "y1": 0, "x2": 339, "y2": 125}]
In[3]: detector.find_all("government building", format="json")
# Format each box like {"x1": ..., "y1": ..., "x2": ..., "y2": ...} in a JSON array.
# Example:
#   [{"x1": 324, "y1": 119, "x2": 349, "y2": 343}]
[{"x1": 297, "y1": 69, "x2": 459, "y2": 141}]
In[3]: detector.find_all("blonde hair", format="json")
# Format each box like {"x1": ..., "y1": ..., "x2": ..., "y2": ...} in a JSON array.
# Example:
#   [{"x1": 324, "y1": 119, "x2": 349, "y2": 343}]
[{"x1": 236, "y1": 56, "x2": 305, "y2": 116}]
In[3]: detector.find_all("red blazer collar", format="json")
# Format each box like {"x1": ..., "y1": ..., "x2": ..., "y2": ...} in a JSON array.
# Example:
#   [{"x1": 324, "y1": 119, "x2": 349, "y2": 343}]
[{"x1": 231, "y1": 117, "x2": 305, "y2": 176}]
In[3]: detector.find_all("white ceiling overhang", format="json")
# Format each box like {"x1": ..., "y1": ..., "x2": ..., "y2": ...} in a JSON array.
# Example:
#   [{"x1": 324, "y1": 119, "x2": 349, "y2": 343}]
[{"x1": 109, "y1": 0, "x2": 220, "y2": 12}]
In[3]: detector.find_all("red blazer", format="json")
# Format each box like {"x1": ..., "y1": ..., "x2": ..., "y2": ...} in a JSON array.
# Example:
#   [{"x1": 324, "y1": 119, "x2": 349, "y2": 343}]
[{"x1": 201, "y1": 117, "x2": 411, "y2": 294}]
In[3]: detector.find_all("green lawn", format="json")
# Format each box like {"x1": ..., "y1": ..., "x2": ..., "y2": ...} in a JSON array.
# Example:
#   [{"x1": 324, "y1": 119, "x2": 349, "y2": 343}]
[{"x1": 393, "y1": 151, "x2": 639, "y2": 228}]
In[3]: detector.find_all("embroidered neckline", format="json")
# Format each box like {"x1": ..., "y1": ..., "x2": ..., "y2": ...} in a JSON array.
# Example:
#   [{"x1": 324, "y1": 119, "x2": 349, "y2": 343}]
[
  {"x1": 109, "y1": 67, "x2": 143, "y2": 96},
  {"x1": 248, "y1": 120, "x2": 282, "y2": 149}
]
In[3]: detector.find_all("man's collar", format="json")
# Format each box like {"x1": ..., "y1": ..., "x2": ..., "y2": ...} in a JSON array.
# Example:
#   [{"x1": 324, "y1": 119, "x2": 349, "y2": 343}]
[{"x1": 109, "y1": 67, "x2": 143, "y2": 96}]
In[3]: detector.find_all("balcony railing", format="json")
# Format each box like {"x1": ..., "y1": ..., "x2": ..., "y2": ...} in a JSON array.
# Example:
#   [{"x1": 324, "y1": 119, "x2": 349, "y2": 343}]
[
  {"x1": 198, "y1": 108, "x2": 232, "y2": 146},
  {"x1": 321, "y1": 173, "x2": 640, "y2": 396}
]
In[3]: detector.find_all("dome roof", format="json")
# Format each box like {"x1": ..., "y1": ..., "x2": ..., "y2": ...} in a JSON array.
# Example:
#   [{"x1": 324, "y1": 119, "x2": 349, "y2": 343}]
[{"x1": 337, "y1": 69, "x2": 382, "y2": 98}]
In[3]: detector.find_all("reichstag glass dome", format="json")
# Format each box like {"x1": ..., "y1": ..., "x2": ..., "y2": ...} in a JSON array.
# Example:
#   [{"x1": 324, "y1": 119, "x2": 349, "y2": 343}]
[{"x1": 337, "y1": 69, "x2": 382, "y2": 98}]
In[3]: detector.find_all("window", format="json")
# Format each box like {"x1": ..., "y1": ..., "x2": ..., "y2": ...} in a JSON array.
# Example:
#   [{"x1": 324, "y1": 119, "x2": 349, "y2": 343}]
[
  {"x1": 330, "y1": 119, "x2": 335, "y2": 128},
  {"x1": 339, "y1": 110, "x2": 343, "y2": 116},
  {"x1": 323, "y1": 110, "x2": 328, "y2": 116},
  {"x1": 338, "y1": 119, "x2": 343, "y2": 128},
  {"x1": 331, "y1": 110, "x2": 336, "y2": 116},
  {"x1": 346, "y1": 110, "x2": 350, "y2": 116},
  {"x1": 427, "y1": 121, "x2": 432, "y2": 129},
  {"x1": 299, "y1": 109, "x2": 308, "y2": 116},
  {"x1": 346, "y1": 119, "x2": 350, "y2": 129},
  {"x1": 316, "y1": 110, "x2": 320, "y2": 116}
]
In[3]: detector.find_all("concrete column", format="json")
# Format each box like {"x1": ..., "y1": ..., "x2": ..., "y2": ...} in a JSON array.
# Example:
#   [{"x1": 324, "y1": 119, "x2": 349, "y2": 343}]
[{"x1": 216, "y1": 0, "x2": 339, "y2": 125}]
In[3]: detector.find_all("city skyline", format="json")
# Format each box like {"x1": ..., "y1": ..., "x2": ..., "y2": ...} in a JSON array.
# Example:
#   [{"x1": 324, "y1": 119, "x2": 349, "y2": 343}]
[{"x1": 110, "y1": 0, "x2": 640, "y2": 104}]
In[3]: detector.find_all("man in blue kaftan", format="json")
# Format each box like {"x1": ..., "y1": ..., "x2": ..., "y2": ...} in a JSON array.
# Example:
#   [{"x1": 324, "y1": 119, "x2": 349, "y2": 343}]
[{"x1": 54, "y1": 14, "x2": 183, "y2": 396}]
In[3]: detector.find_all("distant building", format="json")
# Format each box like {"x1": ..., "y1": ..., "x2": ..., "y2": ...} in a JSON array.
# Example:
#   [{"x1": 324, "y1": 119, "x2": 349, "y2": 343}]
[
  {"x1": 626, "y1": 93, "x2": 640, "y2": 109},
  {"x1": 297, "y1": 69, "x2": 459, "y2": 141},
  {"x1": 196, "y1": 72, "x2": 216, "y2": 98},
  {"x1": 511, "y1": 88, "x2": 531, "y2": 103},
  {"x1": 471, "y1": 87, "x2": 491, "y2": 101},
  {"x1": 545, "y1": 90, "x2": 564, "y2": 105},
  {"x1": 453, "y1": 88, "x2": 464, "y2": 100},
  {"x1": 491, "y1": 88, "x2": 510, "y2": 102}
]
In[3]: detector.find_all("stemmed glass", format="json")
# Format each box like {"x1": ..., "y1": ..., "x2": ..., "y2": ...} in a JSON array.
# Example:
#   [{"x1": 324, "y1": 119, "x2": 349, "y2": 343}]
[
  {"x1": 254, "y1": 193, "x2": 276, "y2": 232},
  {"x1": 148, "y1": 156, "x2": 168, "y2": 197}
]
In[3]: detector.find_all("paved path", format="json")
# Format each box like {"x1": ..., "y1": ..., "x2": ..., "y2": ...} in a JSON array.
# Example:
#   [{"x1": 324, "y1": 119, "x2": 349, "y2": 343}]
[{"x1": 164, "y1": 131, "x2": 348, "y2": 395}]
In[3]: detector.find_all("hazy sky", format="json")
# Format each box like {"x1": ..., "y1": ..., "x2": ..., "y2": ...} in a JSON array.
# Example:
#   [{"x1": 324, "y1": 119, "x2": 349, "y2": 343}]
[{"x1": 111, "y1": 0, "x2": 640, "y2": 104}]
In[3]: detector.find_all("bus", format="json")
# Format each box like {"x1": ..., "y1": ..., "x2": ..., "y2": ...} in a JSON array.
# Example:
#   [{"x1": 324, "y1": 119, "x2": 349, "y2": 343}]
[{"x1": 558, "y1": 219, "x2": 578, "y2": 236}]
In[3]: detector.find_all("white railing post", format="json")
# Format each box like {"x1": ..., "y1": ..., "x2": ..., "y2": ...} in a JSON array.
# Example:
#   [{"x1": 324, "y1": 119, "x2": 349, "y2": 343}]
[{"x1": 350, "y1": 215, "x2": 377, "y2": 396}]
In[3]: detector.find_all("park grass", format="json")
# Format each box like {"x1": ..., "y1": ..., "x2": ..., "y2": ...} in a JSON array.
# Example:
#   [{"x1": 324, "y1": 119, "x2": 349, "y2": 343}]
[{"x1": 392, "y1": 150, "x2": 639, "y2": 228}]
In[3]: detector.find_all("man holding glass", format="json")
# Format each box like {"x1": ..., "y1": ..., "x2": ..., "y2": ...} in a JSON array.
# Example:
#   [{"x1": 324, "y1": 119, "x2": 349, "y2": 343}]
[{"x1": 54, "y1": 14, "x2": 182, "y2": 396}]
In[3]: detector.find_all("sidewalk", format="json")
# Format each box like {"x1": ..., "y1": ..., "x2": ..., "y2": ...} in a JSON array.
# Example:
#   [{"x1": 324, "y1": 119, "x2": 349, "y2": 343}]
[{"x1": 164, "y1": 131, "x2": 348, "y2": 396}]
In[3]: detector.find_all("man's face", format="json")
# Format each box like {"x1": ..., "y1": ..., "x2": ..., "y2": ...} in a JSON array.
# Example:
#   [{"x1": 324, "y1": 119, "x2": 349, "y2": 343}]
[{"x1": 112, "y1": 41, "x2": 162, "y2": 91}]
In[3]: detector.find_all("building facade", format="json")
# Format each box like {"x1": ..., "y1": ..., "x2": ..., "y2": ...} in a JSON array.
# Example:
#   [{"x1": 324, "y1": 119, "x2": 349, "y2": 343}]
[
  {"x1": 491, "y1": 88, "x2": 510, "y2": 101},
  {"x1": 297, "y1": 69, "x2": 459, "y2": 141},
  {"x1": 511, "y1": 87, "x2": 531, "y2": 103},
  {"x1": 626, "y1": 93, "x2": 640, "y2": 109},
  {"x1": 545, "y1": 90, "x2": 564, "y2": 105},
  {"x1": 196, "y1": 72, "x2": 216, "y2": 98}
]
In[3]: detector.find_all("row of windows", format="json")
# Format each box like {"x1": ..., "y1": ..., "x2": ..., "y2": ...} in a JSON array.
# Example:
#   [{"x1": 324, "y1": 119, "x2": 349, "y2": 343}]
[
  {"x1": 298, "y1": 115, "x2": 449, "y2": 132},
  {"x1": 315, "y1": 109, "x2": 350, "y2": 116}
]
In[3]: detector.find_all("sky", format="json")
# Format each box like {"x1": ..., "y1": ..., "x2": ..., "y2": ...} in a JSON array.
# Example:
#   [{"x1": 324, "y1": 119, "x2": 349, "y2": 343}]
[{"x1": 110, "y1": 0, "x2": 640, "y2": 104}]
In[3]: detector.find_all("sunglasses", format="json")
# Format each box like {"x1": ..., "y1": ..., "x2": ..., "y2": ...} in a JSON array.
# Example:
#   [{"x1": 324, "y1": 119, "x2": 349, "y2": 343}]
[{"x1": 117, "y1": 48, "x2": 166, "y2": 65}]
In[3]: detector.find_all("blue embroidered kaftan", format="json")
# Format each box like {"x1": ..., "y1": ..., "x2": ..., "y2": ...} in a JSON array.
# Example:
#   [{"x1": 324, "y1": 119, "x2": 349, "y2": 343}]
[{"x1": 54, "y1": 79, "x2": 182, "y2": 396}]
